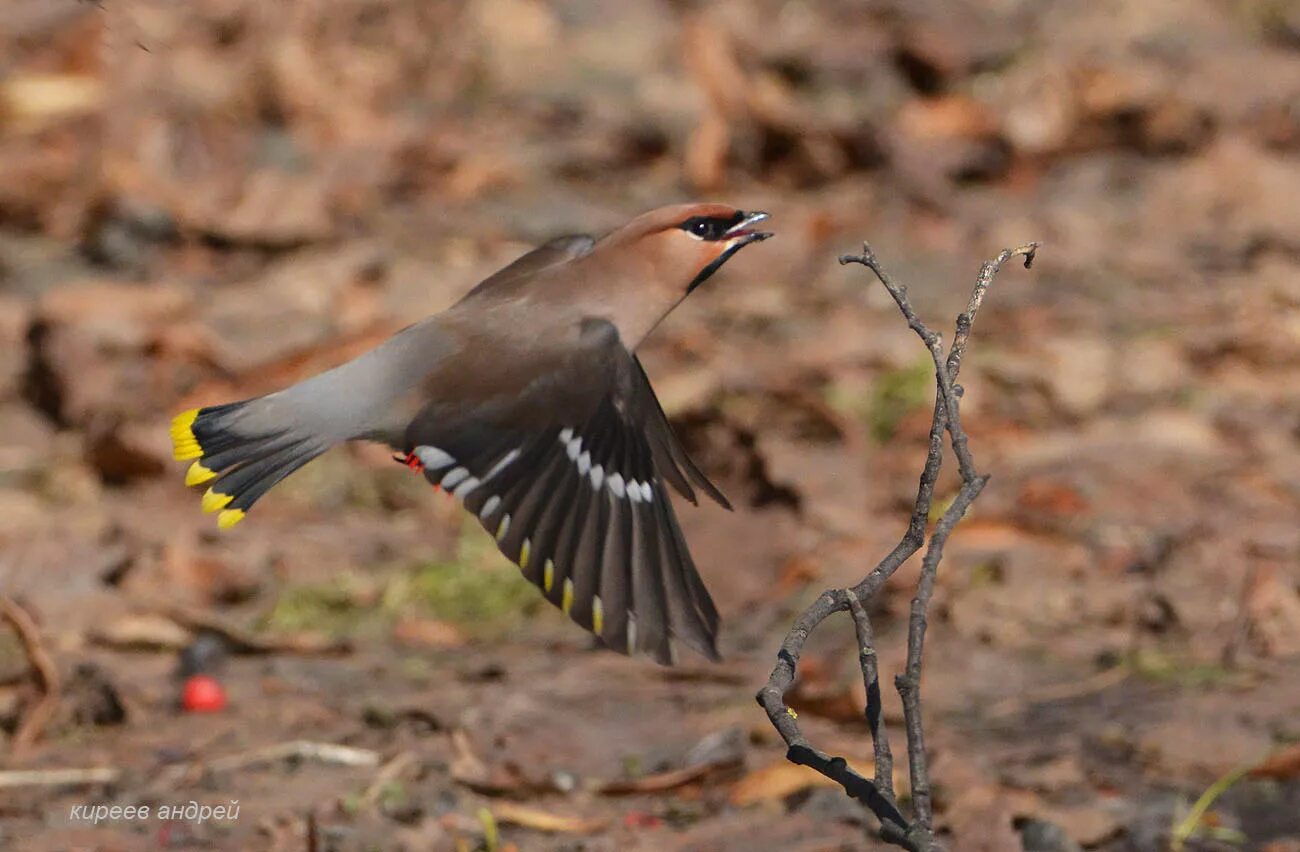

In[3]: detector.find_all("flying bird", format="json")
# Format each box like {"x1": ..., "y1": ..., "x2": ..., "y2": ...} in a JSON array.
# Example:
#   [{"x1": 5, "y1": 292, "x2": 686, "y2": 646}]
[{"x1": 170, "y1": 204, "x2": 773, "y2": 663}]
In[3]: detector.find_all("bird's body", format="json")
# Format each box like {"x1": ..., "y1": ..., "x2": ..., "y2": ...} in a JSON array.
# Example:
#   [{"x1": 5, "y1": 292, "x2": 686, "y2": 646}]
[{"x1": 171, "y1": 204, "x2": 772, "y2": 663}]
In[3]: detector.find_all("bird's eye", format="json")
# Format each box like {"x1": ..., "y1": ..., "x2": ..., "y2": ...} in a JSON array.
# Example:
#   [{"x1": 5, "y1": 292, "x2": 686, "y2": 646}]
[{"x1": 679, "y1": 213, "x2": 743, "y2": 241}]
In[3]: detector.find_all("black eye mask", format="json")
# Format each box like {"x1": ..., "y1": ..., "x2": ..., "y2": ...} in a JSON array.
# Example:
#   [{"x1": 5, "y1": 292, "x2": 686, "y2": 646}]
[
  {"x1": 678, "y1": 211, "x2": 746, "y2": 241},
  {"x1": 679, "y1": 210, "x2": 773, "y2": 293}
]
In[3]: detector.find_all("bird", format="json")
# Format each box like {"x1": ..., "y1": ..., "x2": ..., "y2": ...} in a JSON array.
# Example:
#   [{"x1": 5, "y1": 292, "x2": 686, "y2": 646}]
[{"x1": 170, "y1": 204, "x2": 773, "y2": 664}]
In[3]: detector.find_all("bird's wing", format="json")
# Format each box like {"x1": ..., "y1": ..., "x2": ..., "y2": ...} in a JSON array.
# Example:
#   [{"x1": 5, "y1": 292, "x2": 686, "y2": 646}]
[
  {"x1": 463, "y1": 234, "x2": 596, "y2": 299},
  {"x1": 631, "y1": 356, "x2": 731, "y2": 511},
  {"x1": 402, "y1": 319, "x2": 720, "y2": 663}
]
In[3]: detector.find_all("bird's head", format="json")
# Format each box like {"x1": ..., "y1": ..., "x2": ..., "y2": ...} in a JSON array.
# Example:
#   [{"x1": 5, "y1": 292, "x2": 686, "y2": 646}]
[
  {"x1": 606, "y1": 203, "x2": 773, "y2": 296},
  {"x1": 580, "y1": 203, "x2": 772, "y2": 347}
]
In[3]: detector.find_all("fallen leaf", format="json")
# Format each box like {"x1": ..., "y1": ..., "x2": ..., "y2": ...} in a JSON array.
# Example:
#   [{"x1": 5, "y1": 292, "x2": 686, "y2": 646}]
[
  {"x1": 490, "y1": 802, "x2": 608, "y2": 835},
  {"x1": 0, "y1": 73, "x2": 103, "y2": 127},
  {"x1": 450, "y1": 728, "x2": 557, "y2": 796},
  {"x1": 1251, "y1": 743, "x2": 1300, "y2": 780},
  {"x1": 785, "y1": 655, "x2": 866, "y2": 725},
  {"x1": 897, "y1": 95, "x2": 1000, "y2": 143},
  {"x1": 89, "y1": 614, "x2": 192, "y2": 651},
  {"x1": 1245, "y1": 563, "x2": 1300, "y2": 657},
  {"x1": 140, "y1": 599, "x2": 350, "y2": 656},
  {"x1": 729, "y1": 761, "x2": 840, "y2": 806},
  {"x1": 594, "y1": 762, "x2": 723, "y2": 796},
  {"x1": 185, "y1": 170, "x2": 333, "y2": 248},
  {"x1": 393, "y1": 617, "x2": 467, "y2": 649},
  {"x1": 1032, "y1": 802, "x2": 1124, "y2": 846}
]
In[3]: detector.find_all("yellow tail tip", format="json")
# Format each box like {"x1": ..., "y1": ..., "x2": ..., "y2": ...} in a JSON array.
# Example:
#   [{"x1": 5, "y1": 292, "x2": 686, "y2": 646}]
[
  {"x1": 185, "y1": 460, "x2": 216, "y2": 486},
  {"x1": 201, "y1": 488, "x2": 233, "y2": 513},
  {"x1": 217, "y1": 509, "x2": 245, "y2": 530},
  {"x1": 170, "y1": 409, "x2": 202, "y2": 460},
  {"x1": 173, "y1": 441, "x2": 203, "y2": 461}
]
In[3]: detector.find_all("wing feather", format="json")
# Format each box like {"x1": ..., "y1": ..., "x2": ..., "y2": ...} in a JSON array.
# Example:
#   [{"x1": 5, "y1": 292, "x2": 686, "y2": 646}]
[{"x1": 402, "y1": 319, "x2": 723, "y2": 662}]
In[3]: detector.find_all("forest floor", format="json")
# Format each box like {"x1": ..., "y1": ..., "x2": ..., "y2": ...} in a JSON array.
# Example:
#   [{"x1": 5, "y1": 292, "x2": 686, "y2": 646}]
[{"x1": 2, "y1": 1, "x2": 1300, "y2": 850}]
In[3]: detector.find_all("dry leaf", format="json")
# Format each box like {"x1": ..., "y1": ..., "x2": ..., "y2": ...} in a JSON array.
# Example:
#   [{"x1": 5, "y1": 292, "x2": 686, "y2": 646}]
[
  {"x1": 393, "y1": 617, "x2": 466, "y2": 649},
  {"x1": 1033, "y1": 802, "x2": 1124, "y2": 846},
  {"x1": 729, "y1": 761, "x2": 840, "y2": 806},
  {"x1": 491, "y1": 802, "x2": 608, "y2": 835},
  {"x1": 594, "y1": 762, "x2": 719, "y2": 796},
  {"x1": 1245, "y1": 563, "x2": 1300, "y2": 657},
  {"x1": 0, "y1": 73, "x2": 103, "y2": 127},
  {"x1": 88, "y1": 614, "x2": 192, "y2": 651},
  {"x1": 897, "y1": 95, "x2": 1000, "y2": 143},
  {"x1": 450, "y1": 728, "x2": 556, "y2": 796},
  {"x1": 1251, "y1": 743, "x2": 1300, "y2": 781}
]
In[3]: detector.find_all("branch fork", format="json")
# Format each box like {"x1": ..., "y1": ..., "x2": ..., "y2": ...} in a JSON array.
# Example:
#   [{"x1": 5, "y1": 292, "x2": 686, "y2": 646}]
[{"x1": 757, "y1": 241, "x2": 1039, "y2": 851}]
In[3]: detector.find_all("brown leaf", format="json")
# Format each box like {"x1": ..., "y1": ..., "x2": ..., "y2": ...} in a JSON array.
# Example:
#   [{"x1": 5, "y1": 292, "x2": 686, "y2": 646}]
[
  {"x1": 0, "y1": 73, "x2": 103, "y2": 128},
  {"x1": 594, "y1": 762, "x2": 719, "y2": 796},
  {"x1": 1032, "y1": 802, "x2": 1124, "y2": 846},
  {"x1": 140, "y1": 599, "x2": 350, "y2": 656},
  {"x1": 149, "y1": 543, "x2": 261, "y2": 607},
  {"x1": 897, "y1": 95, "x2": 1000, "y2": 143},
  {"x1": 392, "y1": 617, "x2": 467, "y2": 650},
  {"x1": 84, "y1": 420, "x2": 167, "y2": 484},
  {"x1": 685, "y1": 111, "x2": 730, "y2": 193},
  {"x1": 184, "y1": 170, "x2": 333, "y2": 248},
  {"x1": 945, "y1": 782, "x2": 1039, "y2": 852},
  {"x1": 729, "y1": 761, "x2": 839, "y2": 806},
  {"x1": 786, "y1": 655, "x2": 866, "y2": 725},
  {"x1": 772, "y1": 553, "x2": 824, "y2": 600},
  {"x1": 490, "y1": 802, "x2": 608, "y2": 835},
  {"x1": 1245, "y1": 563, "x2": 1300, "y2": 657},
  {"x1": 450, "y1": 728, "x2": 557, "y2": 796},
  {"x1": 1251, "y1": 743, "x2": 1300, "y2": 781},
  {"x1": 680, "y1": 13, "x2": 750, "y2": 121},
  {"x1": 88, "y1": 613, "x2": 192, "y2": 651},
  {"x1": 1016, "y1": 478, "x2": 1091, "y2": 520}
]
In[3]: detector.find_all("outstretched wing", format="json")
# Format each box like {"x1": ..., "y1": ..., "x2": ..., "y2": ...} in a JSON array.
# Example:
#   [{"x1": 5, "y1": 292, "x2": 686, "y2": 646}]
[
  {"x1": 402, "y1": 319, "x2": 721, "y2": 663},
  {"x1": 462, "y1": 234, "x2": 596, "y2": 300}
]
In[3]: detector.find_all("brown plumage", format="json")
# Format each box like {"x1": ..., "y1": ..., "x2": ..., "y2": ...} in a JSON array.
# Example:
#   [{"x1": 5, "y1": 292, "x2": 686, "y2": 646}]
[{"x1": 170, "y1": 204, "x2": 773, "y2": 663}]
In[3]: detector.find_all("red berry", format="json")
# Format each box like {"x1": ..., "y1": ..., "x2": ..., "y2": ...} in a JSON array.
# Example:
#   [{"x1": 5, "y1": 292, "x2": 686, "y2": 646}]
[{"x1": 181, "y1": 674, "x2": 226, "y2": 713}]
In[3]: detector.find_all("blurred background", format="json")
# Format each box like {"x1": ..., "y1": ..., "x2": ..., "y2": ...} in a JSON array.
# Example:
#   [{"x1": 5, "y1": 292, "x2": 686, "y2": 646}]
[{"x1": 2, "y1": 0, "x2": 1299, "y2": 850}]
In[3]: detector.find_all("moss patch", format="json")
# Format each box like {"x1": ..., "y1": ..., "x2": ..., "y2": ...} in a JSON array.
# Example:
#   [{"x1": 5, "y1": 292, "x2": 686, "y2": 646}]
[
  {"x1": 867, "y1": 360, "x2": 933, "y2": 442},
  {"x1": 261, "y1": 575, "x2": 379, "y2": 638},
  {"x1": 404, "y1": 523, "x2": 544, "y2": 633},
  {"x1": 262, "y1": 520, "x2": 545, "y2": 640}
]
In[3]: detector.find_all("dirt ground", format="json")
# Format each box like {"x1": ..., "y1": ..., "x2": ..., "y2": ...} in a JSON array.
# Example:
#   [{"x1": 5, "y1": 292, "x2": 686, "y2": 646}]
[{"x1": 2, "y1": 1, "x2": 1300, "y2": 850}]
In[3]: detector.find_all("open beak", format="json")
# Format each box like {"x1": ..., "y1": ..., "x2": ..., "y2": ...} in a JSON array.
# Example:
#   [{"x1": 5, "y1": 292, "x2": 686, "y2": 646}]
[
  {"x1": 724, "y1": 211, "x2": 773, "y2": 246},
  {"x1": 687, "y1": 211, "x2": 774, "y2": 294}
]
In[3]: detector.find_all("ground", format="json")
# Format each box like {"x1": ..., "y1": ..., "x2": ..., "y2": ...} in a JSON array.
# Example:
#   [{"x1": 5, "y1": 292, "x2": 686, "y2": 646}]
[{"x1": 2, "y1": 1, "x2": 1300, "y2": 850}]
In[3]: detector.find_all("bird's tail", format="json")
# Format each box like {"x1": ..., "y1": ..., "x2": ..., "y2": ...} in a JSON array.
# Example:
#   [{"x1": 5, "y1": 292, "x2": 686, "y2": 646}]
[{"x1": 170, "y1": 398, "x2": 331, "y2": 530}]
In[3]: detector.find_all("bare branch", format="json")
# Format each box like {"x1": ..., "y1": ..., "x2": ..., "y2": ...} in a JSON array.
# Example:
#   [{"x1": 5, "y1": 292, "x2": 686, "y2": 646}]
[
  {"x1": 756, "y1": 241, "x2": 1039, "y2": 850},
  {"x1": 848, "y1": 591, "x2": 894, "y2": 795}
]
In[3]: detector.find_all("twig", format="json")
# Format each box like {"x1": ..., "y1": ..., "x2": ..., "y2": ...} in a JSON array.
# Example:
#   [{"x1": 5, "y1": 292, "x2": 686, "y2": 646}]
[
  {"x1": 757, "y1": 241, "x2": 1039, "y2": 850},
  {"x1": 0, "y1": 595, "x2": 62, "y2": 756},
  {"x1": 360, "y1": 751, "x2": 420, "y2": 807},
  {"x1": 897, "y1": 476, "x2": 988, "y2": 830},
  {"x1": 205, "y1": 740, "x2": 381, "y2": 774},
  {"x1": 0, "y1": 767, "x2": 120, "y2": 788},
  {"x1": 848, "y1": 592, "x2": 893, "y2": 794}
]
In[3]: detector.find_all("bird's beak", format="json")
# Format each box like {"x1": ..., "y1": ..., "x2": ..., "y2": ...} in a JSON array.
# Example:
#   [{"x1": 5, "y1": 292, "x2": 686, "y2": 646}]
[
  {"x1": 724, "y1": 211, "x2": 773, "y2": 247},
  {"x1": 685, "y1": 211, "x2": 773, "y2": 294}
]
